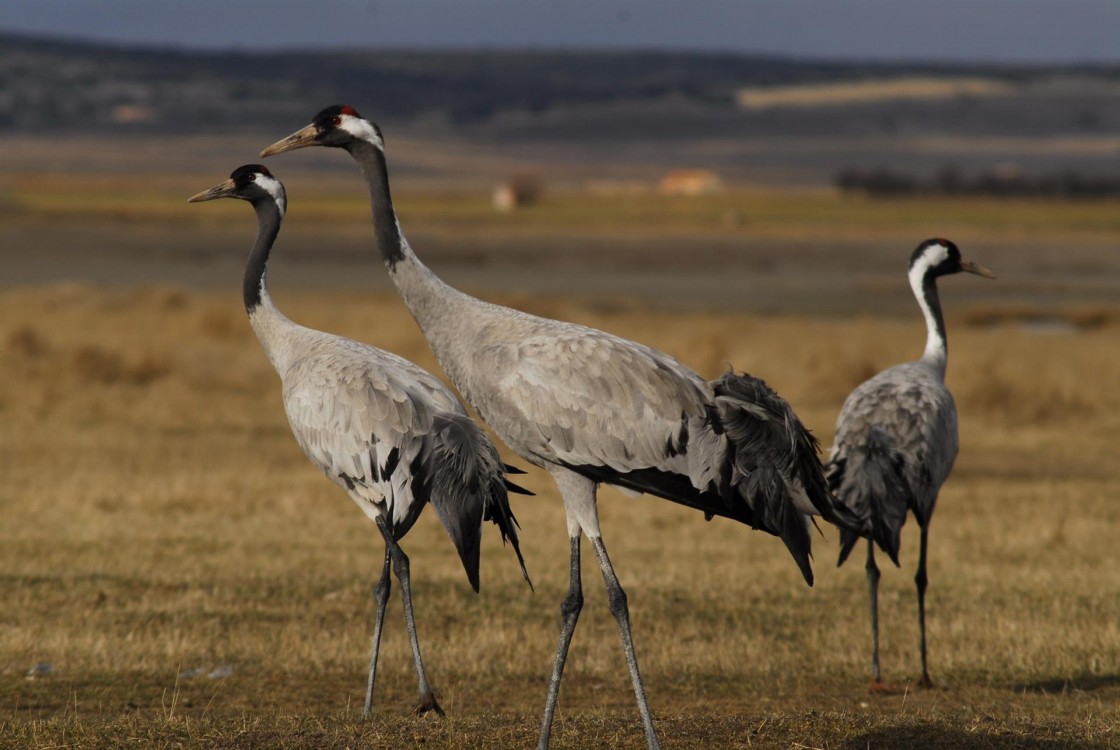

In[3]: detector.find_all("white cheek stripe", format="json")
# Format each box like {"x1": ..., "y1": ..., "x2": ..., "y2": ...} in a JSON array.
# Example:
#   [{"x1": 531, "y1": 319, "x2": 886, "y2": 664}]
[
  {"x1": 340, "y1": 114, "x2": 384, "y2": 149},
  {"x1": 908, "y1": 257, "x2": 929, "y2": 292},
  {"x1": 908, "y1": 243, "x2": 949, "y2": 363},
  {"x1": 907, "y1": 243, "x2": 948, "y2": 290},
  {"x1": 259, "y1": 175, "x2": 287, "y2": 216}
]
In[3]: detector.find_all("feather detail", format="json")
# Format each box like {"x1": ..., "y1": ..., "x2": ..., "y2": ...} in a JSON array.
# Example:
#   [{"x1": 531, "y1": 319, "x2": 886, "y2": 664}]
[
  {"x1": 829, "y1": 426, "x2": 909, "y2": 567},
  {"x1": 421, "y1": 412, "x2": 532, "y2": 592}
]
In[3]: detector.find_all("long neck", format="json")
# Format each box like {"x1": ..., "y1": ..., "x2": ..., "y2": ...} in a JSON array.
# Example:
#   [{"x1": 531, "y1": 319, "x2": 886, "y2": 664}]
[
  {"x1": 243, "y1": 198, "x2": 297, "y2": 372},
  {"x1": 349, "y1": 139, "x2": 406, "y2": 269},
  {"x1": 244, "y1": 198, "x2": 282, "y2": 313},
  {"x1": 909, "y1": 266, "x2": 948, "y2": 375},
  {"x1": 346, "y1": 139, "x2": 466, "y2": 327}
]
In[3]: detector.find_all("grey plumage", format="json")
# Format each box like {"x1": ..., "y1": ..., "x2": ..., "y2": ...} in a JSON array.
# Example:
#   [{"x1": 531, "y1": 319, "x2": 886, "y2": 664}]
[
  {"x1": 435, "y1": 309, "x2": 857, "y2": 574},
  {"x1": 261, "y1": 107, "x2": 862, "y2": 750},
  {"x1": 831, "y1": 425, "x2": 913, "y2": 566},
  {"x1": 282, "y1": 338, "x2": 529, "y2": 590},
  {"x1": 826, "y1": 237, "x2": 993, "y2": 689},
  {"x1": 830, "y1": 367, "x2": 956, "y2": 565},
  {"x1": 188, "y1": 164, "x2": 530, "y2": 718}
]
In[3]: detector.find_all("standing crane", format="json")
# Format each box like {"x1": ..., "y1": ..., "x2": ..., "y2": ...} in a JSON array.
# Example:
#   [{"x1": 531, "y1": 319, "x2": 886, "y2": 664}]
[
  {"x1": 188, "y1": 164, "x2": 531, "y2": 717},
  {"x1": 261, "y1": 106, "x2": 865, "y2": 749},
  {"x1": 826, "y1": 238, "x2": 993, "y2": 691}
]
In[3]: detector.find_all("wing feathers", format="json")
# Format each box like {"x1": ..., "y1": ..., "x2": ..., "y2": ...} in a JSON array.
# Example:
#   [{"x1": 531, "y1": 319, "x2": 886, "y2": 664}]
[
  {"x1": 473, "y1": 324, "x2": 851, "y2": 585},
  {"x1": 278, "y1": 331, "x2": 531, "y2": 591}
]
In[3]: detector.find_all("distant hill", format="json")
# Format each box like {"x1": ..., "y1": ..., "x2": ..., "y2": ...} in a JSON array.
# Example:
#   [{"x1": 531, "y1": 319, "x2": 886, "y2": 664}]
[{"x1": 3, "y1": 31, "x2": 1119, "y2": 136}]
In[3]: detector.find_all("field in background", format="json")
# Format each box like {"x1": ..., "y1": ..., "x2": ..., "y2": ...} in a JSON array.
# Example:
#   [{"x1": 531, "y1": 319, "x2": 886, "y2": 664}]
[
  {"x1": 1, "y1": 283, "x2": 1119, "y2": 748},
  {"x1": 2, "y1": 135, "x2": 1118, "y2": 317},
  {"x1": 2, "y1": 127, "x2": 1120, "y2": 747}
]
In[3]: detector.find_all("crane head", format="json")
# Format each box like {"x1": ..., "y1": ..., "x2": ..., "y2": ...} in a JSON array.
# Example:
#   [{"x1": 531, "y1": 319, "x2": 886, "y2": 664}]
[
  {"x1": 188, "y1": 164, "x2": 286, "y2": 214},
  {"x1": 260, "y1": 105, "x2": 384, "y2": 157},
  {"x1": 910, "y1": 238, "x2": 995, "y2": 281}
]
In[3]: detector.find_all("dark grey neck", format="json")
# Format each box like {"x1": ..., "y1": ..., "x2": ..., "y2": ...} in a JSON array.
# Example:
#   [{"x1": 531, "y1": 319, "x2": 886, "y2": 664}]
[
  {"x1": 244, "y1": 199, "x2": 282, "y2": 312},
  {"x1": 344, "y1": 134, "x2": 472, "y2": 346},
  {"x1": 348, "y1": 140, "x2": 405, "y2": 268}
]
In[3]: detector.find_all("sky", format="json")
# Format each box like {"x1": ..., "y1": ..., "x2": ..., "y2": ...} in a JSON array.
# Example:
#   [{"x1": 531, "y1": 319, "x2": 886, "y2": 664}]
[{"x1": 1, "y1": 0, "x2": 1118, "y2": 64}]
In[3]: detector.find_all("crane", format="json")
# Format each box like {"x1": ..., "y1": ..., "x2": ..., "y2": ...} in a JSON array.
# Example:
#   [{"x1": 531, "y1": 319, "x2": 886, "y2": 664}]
[
  {"x1": 261, "y1": 108, "x2": 863, "y2": 749},
  {"x1": 188, "y1": 164, "x2": 531, "y2": 717},
  {"x1": 826, "y1": 237, "x2": 993, "y2": 691}
]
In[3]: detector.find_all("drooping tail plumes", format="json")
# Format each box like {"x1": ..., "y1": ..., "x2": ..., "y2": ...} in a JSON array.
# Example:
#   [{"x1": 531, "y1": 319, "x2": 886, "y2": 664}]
[
  {"x1": 828, "y1": 426, "x2": 910, "y2": 567},
  {"x1": 483, "y1": 468, "x2": 534, "y2": 592},
  {"x1": 423, "y1": 413, "x2": 532, "y2": 592},
  {"x1": 711, "y1": 370, "x2": 858, "y2": 585}
]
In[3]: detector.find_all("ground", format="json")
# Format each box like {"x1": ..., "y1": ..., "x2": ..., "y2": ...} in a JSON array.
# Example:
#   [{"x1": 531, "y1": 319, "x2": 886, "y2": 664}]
[{"x1": 1, "y1": 134, "x2": 1119, "y2": 748}]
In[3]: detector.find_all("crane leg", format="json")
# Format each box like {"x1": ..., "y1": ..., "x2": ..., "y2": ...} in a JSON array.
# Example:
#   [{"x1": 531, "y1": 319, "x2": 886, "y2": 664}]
[
  {"x1": 590, "y1": 536, "x2": 661, "y2": 750},
  {"x1": 915, "y1": 524, "x2": 933, "y2": 689},
  {"x1": 865, "y1": 539, "x2": 885, "y2": 690},
  {"x1": 363, "y1": 548, "x2": 392, "y2": 716},
  {"x1": 539, "y1": 467, "x2": 659, "y2": 749},
  {"x1": 376, "y1": 517, "x2": 445, "y2": 716},
  {"x1": 538, "y1": 535, "x2": 583, "y2": 750}
]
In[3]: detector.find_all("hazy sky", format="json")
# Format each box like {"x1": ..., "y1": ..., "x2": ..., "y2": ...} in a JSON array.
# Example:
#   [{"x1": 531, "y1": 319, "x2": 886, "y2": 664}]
[{"x1": 1, "y1": 0, "x2": 1118, "y2": 63}]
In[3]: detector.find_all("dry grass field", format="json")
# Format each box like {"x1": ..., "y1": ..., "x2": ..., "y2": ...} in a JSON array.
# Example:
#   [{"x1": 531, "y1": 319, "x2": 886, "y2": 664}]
[
  {"x1": 2, "y1": 135, "x2": 1120, "y2": 747},
  {"x1": 2, "y1": 281, "x2": 1119, "y2": 748}
]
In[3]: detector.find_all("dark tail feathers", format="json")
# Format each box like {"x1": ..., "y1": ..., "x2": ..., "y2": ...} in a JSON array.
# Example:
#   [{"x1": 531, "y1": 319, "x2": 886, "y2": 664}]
[
  {"x1": 831, "y1": 426, "x2": 910, "y2": 568},
  {"x1": 485, "y1": 469, "x2": 534, "y2": 592},
  {"x1": 425, "y1": 414, "x2": 533, "y2": 593},
  {"x1": 712, "y1": 369, "x2": 842, "y2": 586}
]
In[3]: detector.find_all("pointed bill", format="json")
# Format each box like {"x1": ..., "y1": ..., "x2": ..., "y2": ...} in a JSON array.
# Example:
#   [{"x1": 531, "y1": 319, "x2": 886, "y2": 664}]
[
  {"x1": 259, "y1": 123, "x2": 319, "y2": 157},
  {"x1": 960, "y1": 259, "x2": 996, "y2": 279},
  {"x1": 187, "y1": 178, "x2": 237, "y2": 203}
]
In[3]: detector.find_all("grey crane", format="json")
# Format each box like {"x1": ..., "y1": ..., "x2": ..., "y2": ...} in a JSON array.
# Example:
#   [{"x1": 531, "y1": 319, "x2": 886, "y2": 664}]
[
  {"x1": 188, "y1": 164, "x2": 531, "y2": 717},
  {"x1": 826, "y1": 238, "x2": 993, "y2": 691},
  {"x1": 261, "y1": 107, "x2": 864, "y2": 750}
]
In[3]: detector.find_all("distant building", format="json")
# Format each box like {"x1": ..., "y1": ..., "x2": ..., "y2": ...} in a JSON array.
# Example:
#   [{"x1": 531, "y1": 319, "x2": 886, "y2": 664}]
[
  {"x1": 493, "y1": 184, "x2": 516, "y2": 211},
  {"x1": 658, "y1": 170, "x2": 722, "y2": 196},
  {"x1": 493, "y1": 173, "x2": 543, "y2": 211},
  {"x1": 110, "y1": 104, "x2": 157, "y2": 124}
]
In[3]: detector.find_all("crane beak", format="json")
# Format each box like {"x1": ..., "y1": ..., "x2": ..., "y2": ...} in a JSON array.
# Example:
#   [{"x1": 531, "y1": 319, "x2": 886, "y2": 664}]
[
  {"x1": 260, "y1": 123, "x2": 319, "y2": 157},
  {"x1": 960, "y1": 259, "x2": 996, "y2": 279},
  {"x1": 187, "y1": 178, "x2": 237, "y2": 203}
]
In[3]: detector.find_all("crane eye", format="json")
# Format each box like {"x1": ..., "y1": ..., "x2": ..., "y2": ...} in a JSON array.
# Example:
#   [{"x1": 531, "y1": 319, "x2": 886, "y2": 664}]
[{"x1": 331, "y1": 116, "x2": 342, "y2": 126}]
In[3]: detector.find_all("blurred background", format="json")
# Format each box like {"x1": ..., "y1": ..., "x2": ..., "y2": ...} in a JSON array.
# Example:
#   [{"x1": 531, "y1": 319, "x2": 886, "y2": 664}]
[{"x1": 1, "y1": 0, "x2": 1118, "y2": 314}]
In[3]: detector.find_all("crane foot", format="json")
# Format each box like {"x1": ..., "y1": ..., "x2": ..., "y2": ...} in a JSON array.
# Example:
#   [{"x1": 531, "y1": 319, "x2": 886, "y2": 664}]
[{"x1": 412, "y1": 692, "x2": 446, "y2": 717}]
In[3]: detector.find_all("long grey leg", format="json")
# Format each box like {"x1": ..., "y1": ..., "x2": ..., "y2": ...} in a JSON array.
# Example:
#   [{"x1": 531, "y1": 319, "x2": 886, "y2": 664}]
[
  {"x1": 376, "y1": 517, "x2": 445, "y2": 716},
  {"x1": 915, "y1": 523, "x2": 933, "y2": 688},
  {"x1": 866, "y1": 539, "x2": 883, "y2": 687},
  {"x1": 538, "y1": 536, "x2": 583, "y2": 750},
  {"x1": 363, "y1": 549, "x2": 392, "y2": 716},
  {"x1": 590, "y1": 536, "x2": 660, "y2": 750}
]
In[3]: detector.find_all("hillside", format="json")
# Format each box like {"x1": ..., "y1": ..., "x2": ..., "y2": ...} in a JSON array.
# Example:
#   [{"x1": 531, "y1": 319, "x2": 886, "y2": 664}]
[{"x1": 3, "y1": 31, "x2": 1120, "y2": 141}]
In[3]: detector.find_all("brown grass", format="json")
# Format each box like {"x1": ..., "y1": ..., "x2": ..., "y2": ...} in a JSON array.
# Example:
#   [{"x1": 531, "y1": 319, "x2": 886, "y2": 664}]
[{"x1": 2, "y1": 283, "x2": 1120, "y2": 748}]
